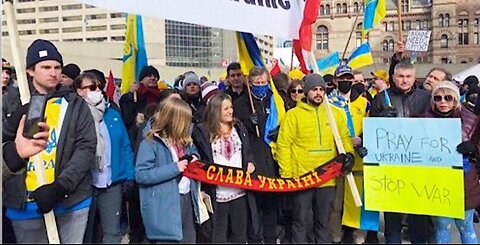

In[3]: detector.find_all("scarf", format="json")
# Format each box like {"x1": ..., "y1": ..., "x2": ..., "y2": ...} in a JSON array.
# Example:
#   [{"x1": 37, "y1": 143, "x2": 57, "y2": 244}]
[{"x1": 85, "y1": 91, "x2": 106, "y2": 170}]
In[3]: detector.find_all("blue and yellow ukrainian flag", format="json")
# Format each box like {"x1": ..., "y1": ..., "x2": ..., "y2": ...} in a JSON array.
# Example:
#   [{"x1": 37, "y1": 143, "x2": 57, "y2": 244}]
[
  {"x1": 362, "y1": 0, "x2": 386, "y2": 37},
  {"x1": 316, "y1": 51, "x2": 341, "y2": 75},
  {"x1": 236, "y1": 32, "x2": 285, "y2": 150},
  {"x1": 346, "y1": 42, "x2": 374, "y2": 70},
  {"x1": 121, "y1": 14, "x2": 148, "y2": 95}
]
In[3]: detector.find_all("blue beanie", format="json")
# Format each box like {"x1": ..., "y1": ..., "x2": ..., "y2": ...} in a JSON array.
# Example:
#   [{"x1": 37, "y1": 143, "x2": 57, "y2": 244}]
[{"x1": 26, "y1": 39, "x2": 63, "y2": 68}]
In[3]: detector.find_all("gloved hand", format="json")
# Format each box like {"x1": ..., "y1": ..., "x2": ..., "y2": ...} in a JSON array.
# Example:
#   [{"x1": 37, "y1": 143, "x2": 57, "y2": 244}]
[
  {"x1": 457, "y1": 141, "x2": 479, "y2": 158},
  {"x1": 249, "y1": 112, "x2": 259, "y2": 125},
  {"x1": 338, "y1": 153, "x2": 355, "y2": 174},
  {"x1": 380, "y1": 106, "x2": 398, "y2": 118},
  {"x1": 267, "y1": 126, "x2": 280, "y2": 142},
  {"x1": 29, "y1": 182, "x2": 67, "y2": 214},
  {"x1": 355, "y1": 146, "x2": 368, "y2": 158}
]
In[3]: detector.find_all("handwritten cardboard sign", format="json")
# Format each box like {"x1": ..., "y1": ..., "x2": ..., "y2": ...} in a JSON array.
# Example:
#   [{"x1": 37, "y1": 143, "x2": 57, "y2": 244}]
[
  {"x1": 363, "y1": 118, "x2": 462, "y2": 167},
  {"x1": 364, "y1": 165, "x2": 464, "y2": 219},
  {"x1": 405, "y1": 30, "x2": 432, "y2": 52}
]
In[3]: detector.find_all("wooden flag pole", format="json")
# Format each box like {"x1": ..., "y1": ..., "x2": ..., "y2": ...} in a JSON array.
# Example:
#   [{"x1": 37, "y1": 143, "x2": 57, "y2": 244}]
[
  {"x1": 341, "y1": 12, "x2": 361, "y2": 62},
  {"x1": 290, "y1": 42, "x2": 294, "y2": 71},
  {"x1": 4, "y1": 1, "x2": 61, "y2": 243},
  {"x1": 308, "y1": 51, "x2": 363, "y2": 207},
  {"x1": 396, "y1": 0, "x2": 404, "y2": 42},
  {"x1": 245, "y1": 77, "x2": 261, "y2": 138}
]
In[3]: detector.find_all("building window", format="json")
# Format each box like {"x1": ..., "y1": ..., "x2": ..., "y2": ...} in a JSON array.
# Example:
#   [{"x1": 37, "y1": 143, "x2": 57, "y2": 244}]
[
  {"x1": 39, "y1": 17, "x2": 58, "y2": 23},
  {"x1": 389, "y1": 21, "x2": 396, "y2": 31},
  {"x1": 384, "y1": 22, "x2": 388, "y2": 32},
  {"x1": 17, "y1": 19, "x2": 36, "y2": 24},
  {"x1": 19, "y1": 30, "x2": 36, "y2": 35},
  {"x1": 415, "y1": 20, "x2": 421, "y2": 30},
  {"x1": 39, "y1": 6, "x2": 58, "y2": 12},
  {"x1": 440, "y1": 34, "x2": 449, "y2": 48},
  {"x1": 86, "y1": 14, "x2": 107, "y2": 20},
  {"x1": 342, "y1": 3, "x2": 348, "y2": 14},
  {"x1": 325, "y1": 4, "x2": 331, "y2": 15},
  {"x1": 444, "y1": 14, "x2": 450, "y2": 27},
  {"x1": 64, "y1": 38, "x2": 83, "y2": 42},
  {"x1": 62, "y1": 27, "x2": 82, "y2": 33},
  {"x1": 320, "y1": 5, "x2": 325, "y2": 15},
  {"x1": 422, "y1": 20, "x2": 428, "y2": 30},
  {"x1": 356, "y1": 23, "x2": 367, "y2": 47},
  {"x1": 61, "y1": 4, "x2": 82, "y2": 10},
  {"x1": 388, "y1": 39, "x2": 395, "y2": 51},
  {"x1": 441, "y1": 58, "x2": 449, "y2": 64},
  {"x1": 62, "y1": 15, "x2": 82, "y2": 22},
  {"x1": 110, "y1": 13, "x2": 127, "y2": 18},
  {"x1": 459, "y1": 19, "x2": 469, "y2": 45},
  {"x1": 316, "y1": 25, "x2": 329, "y2": 50},
  {"x1": 39, "y1": 28, "x2": 59, "y2": 34},
  {"x1": 110, "y1": 24, "x2": 126, "y2": 30},
  {"x1": 86, "y1": 25, "x2": 107, "y2": 31},
  {"x1": 16, "y1": 7, "x2": 35, "y2": 14},
  {"x1": 85, "y1": 4, "x2": 96, "y2": 8},
  {"x1": 111, "y1": 36, "x2": 125, "y2": 42},
  {"x1": 474, "y1": 32, "x2": 479, "y2": 45},
  {"x1": 383, "y1": 40, "x2": 389, "y2": 51},
  {"x1": 336, "y1": 4, "x2": 341, "y2": 14},
  {"x1": 383, "y1": 58, "x2": 389, "y2": 64},
  {"x1": 401, "y1": 0, "x2": 409, "y2": 13},
  {"x1": 2, "y1": 31, "x2": 8, "y2": 36},
  {"x1": 354, "y1": 2, "x2": 359, "y2": 13},
  {"x1": 86, "y1": 37, "x2": 107, "y2": 42},
  {"x1": 439, "y1": 14, "x2": 444, "y2": 27},
  {"x1": 403, "y1": 20, "x2": 411, "y2": 31}
]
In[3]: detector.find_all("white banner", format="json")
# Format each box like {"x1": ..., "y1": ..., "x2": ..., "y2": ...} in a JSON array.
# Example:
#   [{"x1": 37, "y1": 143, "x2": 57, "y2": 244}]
[
  {"x1": 77, "y1": 0, "x2": 303, "y2": 39},
  {"x1": 405, "y1": 30, "x2": 431, "y2": 52}
]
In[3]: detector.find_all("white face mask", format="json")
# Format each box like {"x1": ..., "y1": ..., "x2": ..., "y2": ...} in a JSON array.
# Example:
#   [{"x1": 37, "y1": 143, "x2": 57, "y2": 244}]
[{"x1": 85, "y1": 90, "x2": 104, "y2": 106}]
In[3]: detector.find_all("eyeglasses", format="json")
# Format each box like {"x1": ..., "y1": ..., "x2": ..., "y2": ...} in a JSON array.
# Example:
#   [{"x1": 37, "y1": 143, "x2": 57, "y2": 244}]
[
  {"x1": 433, "y1": 95, "x2": 454, "y2": 102},
  {"x1": 79, "y1": 84, "x2": 98, "y2": 91},
  {"x1": 290, "y1": 89, "x2": 304, "y2": 94}
]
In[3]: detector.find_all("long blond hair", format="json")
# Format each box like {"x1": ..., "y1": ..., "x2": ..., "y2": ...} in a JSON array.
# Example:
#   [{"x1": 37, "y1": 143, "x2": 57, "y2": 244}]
[{"x1": 146, "y1": 97, "x2": 193, "y2": 147}]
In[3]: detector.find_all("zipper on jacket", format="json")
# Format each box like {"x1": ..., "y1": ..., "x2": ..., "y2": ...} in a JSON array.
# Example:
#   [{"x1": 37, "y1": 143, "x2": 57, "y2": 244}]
[{"x1": 315, "y1": 108, "x2": 322, "y2": 145}]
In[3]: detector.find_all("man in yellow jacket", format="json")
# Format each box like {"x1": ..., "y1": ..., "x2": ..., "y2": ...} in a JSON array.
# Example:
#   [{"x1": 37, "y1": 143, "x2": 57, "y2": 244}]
[{"x1": 277, "y1": 73, "x2": 354, "y2": 243}]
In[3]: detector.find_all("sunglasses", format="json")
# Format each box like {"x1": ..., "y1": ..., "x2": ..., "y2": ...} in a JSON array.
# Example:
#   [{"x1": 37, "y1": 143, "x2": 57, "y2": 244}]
[
  {"x1": 290, "y1": 89, "x2": 304, "y2": 94},
  {"x1": 433, "y1": 95, "x2": 454, "y2": 102},
  {"x1": 79, "y1": 84, "x2": 98, "y2": 91}
]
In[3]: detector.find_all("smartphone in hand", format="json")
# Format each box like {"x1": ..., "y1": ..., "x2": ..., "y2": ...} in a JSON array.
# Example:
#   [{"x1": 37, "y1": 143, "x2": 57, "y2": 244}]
[{"x1": 23, "y1": 94, "x2": 47, "y2": 138}]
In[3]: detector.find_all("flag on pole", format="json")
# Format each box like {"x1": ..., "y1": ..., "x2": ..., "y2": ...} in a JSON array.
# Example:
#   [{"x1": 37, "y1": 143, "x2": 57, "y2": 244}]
[
  {"x1": 270, "y1": 59, "x2": 281, "y2": 77},
  {"x1": 236, "y1": 32, "x2": 285, "y2": 151},
  {"x1": 106, "y1": 70, "x2": 116, "y2": 101},
  {"x1": 293, "y1": 0, "x2": 321, "y2": 74},
  {"x1": 315, "y1": 51, "x2": 341, "y2": 75},
  {"x1": 362, "y1": 0, "x2": 386, "y2": 37},
  {"x1": 346, "y1": 42, "x2": 374, "y2": 70},
  {"x1": 121, "y1": 14, "x2": 147, "y2": 95}
]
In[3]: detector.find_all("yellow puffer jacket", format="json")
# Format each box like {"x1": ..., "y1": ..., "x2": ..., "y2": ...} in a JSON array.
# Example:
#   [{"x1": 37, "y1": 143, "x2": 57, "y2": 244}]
[{"x1": 277, "y1": 99, "x2": 354, "y2": 187}]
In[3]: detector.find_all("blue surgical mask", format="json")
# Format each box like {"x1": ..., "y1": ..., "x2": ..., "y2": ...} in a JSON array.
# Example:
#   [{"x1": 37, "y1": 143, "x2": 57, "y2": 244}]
[{"x1": 251, "y1": 84, "x2": 270, "y2": 99}]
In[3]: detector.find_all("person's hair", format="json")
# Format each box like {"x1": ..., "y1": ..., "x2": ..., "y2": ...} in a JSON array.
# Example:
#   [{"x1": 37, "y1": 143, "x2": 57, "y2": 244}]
[
  {"x1": 73, "y1": 72, "x2": 100, "y2": 90},
  {"x1": 323, "y1": 74, "x2": 334, "y2": 84},
  {"x1": 227, "y1": 62, "x2": 241, "y2": 76},
  {"x1": 428, "y1": 67, "x2": 452, "y2": 81},
  {"x1": 203, "y1": 94, "x2": 234, "y2": 142},
  {"x1": 146, "y1": 97, "x2": 193, "y2": 147},
  {"x1": 273, "y1": 73, "x2": 290, "y2": 92},
  {"x1": 394, "y1": 62, "x2": 415, "y2": 74},
  {"x1": 159, "y1": 89, "x2": 179, "y2": 102},
  {"x1": 352, "y1": 70, "x2": 363, "y2": 76},
  {"x1": 431, "y1": 87, "x2": 460, "y2": 112},
  {"x1": 248, "y1": 66, "x2": 270, "y2": 83},
  {"x1": 288, "y1": 79, "x2": 303, "y2": 92}
]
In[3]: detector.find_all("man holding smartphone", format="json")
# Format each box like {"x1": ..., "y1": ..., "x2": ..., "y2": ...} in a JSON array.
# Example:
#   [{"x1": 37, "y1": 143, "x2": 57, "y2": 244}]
[{"x1": 2, "y1": 39, "x2": 96, "y2": 243}]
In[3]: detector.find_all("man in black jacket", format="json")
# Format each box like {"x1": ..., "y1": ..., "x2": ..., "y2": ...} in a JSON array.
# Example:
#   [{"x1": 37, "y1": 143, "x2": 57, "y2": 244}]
[
  {"x1": 370, "y1": 60, "x2": 430, "y2": 244},
  {"x1": 233, "y1": 66, "x2": 279, "y2": 243},
  {"x1": 225, "y1": 62, "x2": 248, "y2": 103},
  {"x1": 2, "y1": 39, "x2": 96, "y2": 243}
]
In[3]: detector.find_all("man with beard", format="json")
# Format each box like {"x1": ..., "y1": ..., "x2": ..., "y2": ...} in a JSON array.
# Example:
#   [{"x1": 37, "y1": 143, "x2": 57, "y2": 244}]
[
  {"x1": 422, "y1": 68, "x2": 451, "y2": 92},
  {"x1": 328, "y1": 65, "x2": 370, "y2": 244},
  {"x1": 276, "y1": 73, "x2": 354, "y2": 243}
]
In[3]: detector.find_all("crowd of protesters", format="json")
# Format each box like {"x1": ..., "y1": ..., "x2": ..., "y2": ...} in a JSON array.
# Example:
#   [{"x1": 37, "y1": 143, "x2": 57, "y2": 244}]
[{"x1": 2, "y1": 38, "x2": 480, "y2": 244}]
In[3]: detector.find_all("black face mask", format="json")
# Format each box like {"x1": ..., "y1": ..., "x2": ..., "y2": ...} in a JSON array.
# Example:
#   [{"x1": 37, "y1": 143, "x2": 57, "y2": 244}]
[
  {"x1": 338, "y1": 81, "x2": 353, "y2": 94},
  {"x1": 352, "y1": 83, "x2": 365, "y2": 95}
]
